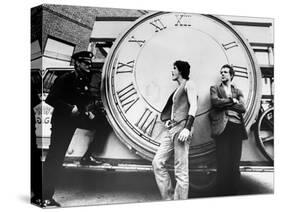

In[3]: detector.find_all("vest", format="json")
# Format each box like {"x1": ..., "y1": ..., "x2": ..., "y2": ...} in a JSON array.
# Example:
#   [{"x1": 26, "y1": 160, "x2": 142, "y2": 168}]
[{"x1": 161, "y1": 81, "x2": 190, "y2": 122}]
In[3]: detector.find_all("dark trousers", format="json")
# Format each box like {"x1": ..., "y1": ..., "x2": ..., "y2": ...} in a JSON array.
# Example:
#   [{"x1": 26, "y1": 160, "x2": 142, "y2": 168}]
[
  {"x1": 42, "y1": 115, "x2": 110, "y2": 200},
  {"x1": 215, "y1": 121, "x2": 243, "y2": 196},
  {"x1": 82, "y1": 117, "x2": 110, "y2": 157}
]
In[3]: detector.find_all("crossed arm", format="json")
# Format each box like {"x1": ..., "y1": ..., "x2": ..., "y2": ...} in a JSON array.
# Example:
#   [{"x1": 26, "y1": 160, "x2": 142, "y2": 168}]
[{"x1": 210, "y1": 86, "x2": 246, "y2": 113}]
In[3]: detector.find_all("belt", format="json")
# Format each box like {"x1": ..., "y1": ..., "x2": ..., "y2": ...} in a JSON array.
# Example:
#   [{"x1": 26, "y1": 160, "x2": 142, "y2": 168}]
[{"x1": 166, "y1": 119, "x2": 186, "y2": 130}]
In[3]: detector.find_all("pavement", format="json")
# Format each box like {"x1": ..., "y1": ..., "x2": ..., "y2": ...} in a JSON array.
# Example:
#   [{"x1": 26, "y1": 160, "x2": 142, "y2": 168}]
[{"x1": 51, "y1": 167, "x2": 274, "y2": 208}]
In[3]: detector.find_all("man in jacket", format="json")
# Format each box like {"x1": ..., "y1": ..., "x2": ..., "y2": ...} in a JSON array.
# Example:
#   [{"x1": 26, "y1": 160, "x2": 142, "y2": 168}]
[{"x1": 209, "y1": 64, "x2": 248, "y2": 196}]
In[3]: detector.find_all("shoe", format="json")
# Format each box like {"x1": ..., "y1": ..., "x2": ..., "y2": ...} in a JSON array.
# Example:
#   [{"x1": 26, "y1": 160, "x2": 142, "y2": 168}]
[
  {"x1": 80, "y1": 156, "x2": 103, "y2": 166},
  {"x1": 41, "y1": 198, "x2": 61, "y2": 208},
  {"x1": 31, "y1": 196, "x2": 42, "y2": 206}
]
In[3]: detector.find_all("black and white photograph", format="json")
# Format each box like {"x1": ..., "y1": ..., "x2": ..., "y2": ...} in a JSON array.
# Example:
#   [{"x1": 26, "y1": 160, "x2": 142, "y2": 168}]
[
  {"x1": 30, "y1": 3, "x2": 275, "y2": 208},
  {"x1": 1, "y1": 0, "x2": 279, "y2": 212}
]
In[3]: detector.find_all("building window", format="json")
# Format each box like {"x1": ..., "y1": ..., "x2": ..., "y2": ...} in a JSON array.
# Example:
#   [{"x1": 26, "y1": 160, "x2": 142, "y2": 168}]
[
  {"x1": 252, "y1": 45, "x2": 274, "y2": 66},
  {"x1": 44, "y1": 37, "x2": 74, "y2": 63},
  {"x1": 31, "y1": 40, "x2": 42, "y2": 69},
  {"x1": 31, "y1": 40, "x2": 41, "y2": 60},
  {"x1": 42, "y1": 37, "x2": 75, "y2": 69}
]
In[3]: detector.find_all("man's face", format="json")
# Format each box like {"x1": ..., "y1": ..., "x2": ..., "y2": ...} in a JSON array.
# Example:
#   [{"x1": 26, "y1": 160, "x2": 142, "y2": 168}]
[
  {"x1": 77, "y1": 60, "x2": 92, "y2": 73},
  {"x1": 172, "y1": 65, "x2": 180, "y2": 81},
  {"x1": 220, "y1": 67, "x2": 231, "y2": 83}
]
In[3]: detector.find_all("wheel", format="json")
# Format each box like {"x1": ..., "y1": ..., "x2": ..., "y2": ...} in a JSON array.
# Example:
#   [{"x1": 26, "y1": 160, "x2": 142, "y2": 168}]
[
  {"x1": 255, "y1": 107, "x2": 274, "y2": 162},
  {"x1": 189, "y1": 171, "x2": 217, "y2": 194},
  {"x1": 189, "y1": 153, "x2": 217, "y2": 193}
]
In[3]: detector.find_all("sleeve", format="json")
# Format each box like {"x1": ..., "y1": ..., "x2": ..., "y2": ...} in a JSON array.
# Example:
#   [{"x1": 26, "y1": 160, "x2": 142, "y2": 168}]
[
  {"x1": 185, "y1": 81, "x2": 198, "y2": 117},
  {"x1": 210, "y1": 86, "x2": 234, "y2": 109},
  {"x1": 227, "y1": 88, "x2": 246, "y2": 113},
  {"x1": 45, "y1": 76, "x2": 74, "y2": 115}
]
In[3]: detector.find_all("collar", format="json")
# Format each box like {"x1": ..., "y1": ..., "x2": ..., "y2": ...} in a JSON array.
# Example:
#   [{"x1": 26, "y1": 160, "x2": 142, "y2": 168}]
[{"x1": 219, "y1": 82, "x2": 236, "y2": 89}]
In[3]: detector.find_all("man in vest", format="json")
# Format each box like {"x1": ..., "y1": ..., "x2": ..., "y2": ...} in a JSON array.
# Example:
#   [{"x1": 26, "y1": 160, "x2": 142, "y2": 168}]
[
  {"x1": 152, "y1": 60, "x2": 198, "y2": 200},
  {"x1": 209, "y1": 64, "x2": 248, "y2": 196}
]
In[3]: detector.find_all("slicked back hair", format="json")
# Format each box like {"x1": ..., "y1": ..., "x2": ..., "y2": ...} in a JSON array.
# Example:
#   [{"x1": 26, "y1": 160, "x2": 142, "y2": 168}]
[{"x1": 221, "y1": 64, "x2": 235, "y2": 81}]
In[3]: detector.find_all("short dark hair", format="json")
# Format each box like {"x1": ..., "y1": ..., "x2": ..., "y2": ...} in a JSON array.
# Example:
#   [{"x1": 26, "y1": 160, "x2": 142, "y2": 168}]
[
  {"x1": 173, "y1": 60, "x2": 190, "y2": 80},
  {"x1": 221, "y1": 64, "x2": 235, "y2": 80}
]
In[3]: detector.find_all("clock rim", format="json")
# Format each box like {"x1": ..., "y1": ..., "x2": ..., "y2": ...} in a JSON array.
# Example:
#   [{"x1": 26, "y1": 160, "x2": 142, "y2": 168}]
[{"x1": 101, "y1": 11, "x2": 262, "y2": 161}]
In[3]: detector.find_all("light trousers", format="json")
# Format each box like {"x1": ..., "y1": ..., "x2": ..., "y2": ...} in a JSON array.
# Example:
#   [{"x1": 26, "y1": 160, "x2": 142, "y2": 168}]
[{"x1": 152, "y1": 122, "x2": 190, "y2": 200}]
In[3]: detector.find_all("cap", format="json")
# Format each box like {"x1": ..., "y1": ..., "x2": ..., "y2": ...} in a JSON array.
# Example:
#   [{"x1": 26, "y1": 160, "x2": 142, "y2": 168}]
[{"x1": 71, "y1": 51, "x2": 93, "y2": 62}]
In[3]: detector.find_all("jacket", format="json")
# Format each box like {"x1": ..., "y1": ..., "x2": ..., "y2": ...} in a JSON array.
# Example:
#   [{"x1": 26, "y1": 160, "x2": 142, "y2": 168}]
[
  {"x1": 209, "y1": 83, "x2": 248, "y2": 139},
  {"x1": 45, "y1": 71, "x2": 93, "y2": 124}
]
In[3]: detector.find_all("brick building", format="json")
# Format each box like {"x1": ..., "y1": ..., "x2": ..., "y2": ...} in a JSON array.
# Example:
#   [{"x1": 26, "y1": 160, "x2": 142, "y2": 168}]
[{"x1": 31, "y1": 4, "x2": 145, "y2": 70}]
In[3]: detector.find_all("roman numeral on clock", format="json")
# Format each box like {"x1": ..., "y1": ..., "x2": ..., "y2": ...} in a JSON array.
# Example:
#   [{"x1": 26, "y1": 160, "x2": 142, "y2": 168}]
[
  {"x1": 222, "y1": 41, "x2": 238, "y2": 50},
  {"x1": 117, "y1": 83, "x2": 139, "y2": 113},
  {"x1": 116, "y1": 60, "x2": 135, "y2": 74},
  {"x1": 150, "y1": 19, "x2": 167, "y2": 32},
  {"x1": 128, "y1": 36, "x2": 145, "y2": 47},
  {"x1": 135, "y1": 108, "x2": 158, "y2": 137},
  {"x1": 175, "y1": 14, "x2": 191, "y2": 26},
  {"x1": 232, "y1": 65, "x2": 248, "y2": 79}
]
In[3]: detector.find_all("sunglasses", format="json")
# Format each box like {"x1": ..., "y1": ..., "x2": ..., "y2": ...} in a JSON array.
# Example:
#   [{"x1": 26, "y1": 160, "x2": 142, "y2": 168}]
[{"x1": 81, "y1": 61, "x2": 92, "y2": 66}]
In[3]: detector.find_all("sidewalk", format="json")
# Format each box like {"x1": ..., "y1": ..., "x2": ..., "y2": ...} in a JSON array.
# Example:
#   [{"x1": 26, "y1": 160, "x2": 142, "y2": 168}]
[{"x1": 52, "y1": 168, "x2": 273, "y2": 207}]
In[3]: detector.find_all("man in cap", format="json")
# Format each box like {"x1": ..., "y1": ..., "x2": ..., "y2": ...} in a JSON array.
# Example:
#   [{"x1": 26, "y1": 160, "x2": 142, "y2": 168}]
[{"x1": 40, "y1": 51, "x2": 107, "y2": 207}]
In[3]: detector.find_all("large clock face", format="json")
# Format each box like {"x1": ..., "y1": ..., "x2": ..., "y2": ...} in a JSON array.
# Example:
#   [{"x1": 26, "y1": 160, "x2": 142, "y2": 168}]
[{"x1": 102, "y1": 12, "x2": 261, "y2": 161}]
